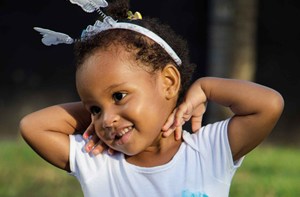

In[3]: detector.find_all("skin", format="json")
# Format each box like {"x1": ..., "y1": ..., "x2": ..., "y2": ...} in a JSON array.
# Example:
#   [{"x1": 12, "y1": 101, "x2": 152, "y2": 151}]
[
  {"x1": 20, "y1": 43, "x2": 284, "y2": 172},
  {"x1": 76, "y1": 45, "x2": 182, "y2": 166},
  {"x1": 166, "y1": 77, "x2": 284, "y2": 161}
]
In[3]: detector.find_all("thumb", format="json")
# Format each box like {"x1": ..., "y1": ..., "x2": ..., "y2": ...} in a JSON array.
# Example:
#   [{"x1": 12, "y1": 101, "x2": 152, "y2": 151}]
[
  {"x1": 83, "y1": 123, "x2": 95, "y2": 139},
  {"x1": 190, "y1": 115, "x2": 203, "y2": 132}
]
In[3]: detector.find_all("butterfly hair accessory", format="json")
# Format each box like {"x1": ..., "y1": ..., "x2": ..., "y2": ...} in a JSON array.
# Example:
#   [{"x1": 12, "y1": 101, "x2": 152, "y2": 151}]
[
  {"x1": 69, "y1": 0, "x2": 108, "y2": 13},
  {"x1": 34, "y1": 0, "x2": 182, "y2": 66}
]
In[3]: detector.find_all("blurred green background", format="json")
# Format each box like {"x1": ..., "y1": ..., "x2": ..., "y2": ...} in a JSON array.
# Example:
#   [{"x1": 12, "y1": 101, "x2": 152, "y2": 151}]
[
  {"x1": 1, "y1": 139, "x2": 299, "y2": 197},
  {"x1": 1, "y1": 0, "x2": 300, "y2": 196}
]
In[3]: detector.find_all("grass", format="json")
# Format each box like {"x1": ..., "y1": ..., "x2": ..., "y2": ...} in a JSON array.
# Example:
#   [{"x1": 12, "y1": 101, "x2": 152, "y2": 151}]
[
  {"x1": 0, "y1": 138, "x2": 82, "y2": 197},
  {"x1": 230, "y1": 144, "x2": 300, "y2": 196},
  {"x1": 0, "y1": 138, "x2": 299, "y2": 197}
]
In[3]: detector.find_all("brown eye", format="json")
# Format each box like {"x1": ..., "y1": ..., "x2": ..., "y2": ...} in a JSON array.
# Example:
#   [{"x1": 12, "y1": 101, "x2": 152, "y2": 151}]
[
  {"x1": 90, "y1": 106, "x2": 101, "y2": 115},
  {"x1": 112, "y1": 92, "x2": 126, "y2": 102}
]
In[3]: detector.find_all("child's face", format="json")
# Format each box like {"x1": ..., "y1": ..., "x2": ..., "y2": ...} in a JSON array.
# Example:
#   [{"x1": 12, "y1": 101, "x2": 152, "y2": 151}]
[{"x1": 76, "y1": 45, "x2": 177, "y2": 155}]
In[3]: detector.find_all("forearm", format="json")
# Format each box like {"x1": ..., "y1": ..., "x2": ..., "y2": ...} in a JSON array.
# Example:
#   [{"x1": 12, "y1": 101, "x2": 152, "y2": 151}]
[
  {"x1": 19, "y1": 102, "x2": 91, "y2": 171},
  {"x1": 199, "y1": 77, "x2": 284, "y2": 117},
  {"x1": 198, "y1": 77, "x2": 284, "y2": 159},
  {"x1": 20, "y1": 102, "x2": 91, "y2": 135}
]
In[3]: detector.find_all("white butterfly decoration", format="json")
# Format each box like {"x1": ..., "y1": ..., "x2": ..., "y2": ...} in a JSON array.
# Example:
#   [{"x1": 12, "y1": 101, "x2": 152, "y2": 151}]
[
  {"x1": 33, "y1": 0, "x2": 110, "y2": 46},
  {"x1": 33, "y1": 27, "x2": 74, "y2": 46},
  {"x1": 69, "y1": 0, "x2": 108, "y2": 13},
  {"x1": 81, "y1": 17, "x2": 117, "y2": 37}
]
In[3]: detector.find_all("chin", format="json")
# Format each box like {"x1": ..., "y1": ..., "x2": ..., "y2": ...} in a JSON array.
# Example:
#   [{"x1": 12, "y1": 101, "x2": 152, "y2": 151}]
[
  {"x1": 116, "y1": 147, "x2": 143, "y2": 156},
  {"x1": 121, "y1": 150, "x2": 140, "y2": 156}
]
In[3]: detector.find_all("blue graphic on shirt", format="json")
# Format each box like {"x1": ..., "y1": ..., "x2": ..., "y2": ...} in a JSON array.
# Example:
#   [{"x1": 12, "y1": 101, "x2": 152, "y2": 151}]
[{"x1": 182, "y1": 190, "x2": 208, "y2": 197}]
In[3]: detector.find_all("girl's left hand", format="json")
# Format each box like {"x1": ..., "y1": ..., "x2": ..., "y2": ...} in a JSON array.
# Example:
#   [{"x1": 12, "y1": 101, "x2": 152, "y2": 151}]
[{"x1": 162, "y1": 79, "x2": 207, "y2": 140}]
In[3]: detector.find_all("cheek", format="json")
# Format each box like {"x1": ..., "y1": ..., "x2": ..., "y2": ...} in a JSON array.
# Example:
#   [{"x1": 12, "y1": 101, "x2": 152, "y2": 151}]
[
  {"x1": 93, "y1": 122, "x2": 106, "y2": 140},
  {"x1": 95, "y1": 129, "x2": 104, "y2": 140},
  {"x1": 125, "y1": 95, "x2": 156, "y2": 116},
  {"x1": 126, "y1": 94, "x2": 169, "y2": 125}
]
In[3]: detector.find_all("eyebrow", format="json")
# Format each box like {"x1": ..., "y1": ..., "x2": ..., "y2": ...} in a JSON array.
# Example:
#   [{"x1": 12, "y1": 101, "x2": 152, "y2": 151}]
[{"x1": 104, "y1": 82, "x2": 128, "y2": 93}]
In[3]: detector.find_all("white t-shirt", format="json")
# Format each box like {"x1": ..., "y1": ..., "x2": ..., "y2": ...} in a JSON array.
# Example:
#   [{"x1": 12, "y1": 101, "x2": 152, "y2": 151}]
[{"x1": 69, "y1": 119, "x2": 243, "y2": 197}]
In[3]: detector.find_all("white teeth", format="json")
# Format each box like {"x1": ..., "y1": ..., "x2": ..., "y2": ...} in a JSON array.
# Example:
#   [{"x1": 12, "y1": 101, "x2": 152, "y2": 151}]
[{"x1": 117, "y1": 126, "x2": 132, "y2": 137}]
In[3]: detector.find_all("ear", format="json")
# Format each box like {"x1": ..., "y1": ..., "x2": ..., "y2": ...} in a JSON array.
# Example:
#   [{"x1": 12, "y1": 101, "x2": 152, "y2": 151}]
[{"x1": 161, "y1": 64, "x2": 181, "y2": 100}]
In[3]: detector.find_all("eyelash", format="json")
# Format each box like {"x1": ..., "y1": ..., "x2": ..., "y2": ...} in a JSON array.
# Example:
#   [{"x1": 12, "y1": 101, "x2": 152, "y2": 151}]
[
  {"x1": 90, "y1": 106, "x2": 101, "y2": 116},
  {"x1": 89, "y1": 92, "x2": 127, "y2": 115},
  {"x1": 112, "y1": 92, "x2": 127, "y2": 102}
]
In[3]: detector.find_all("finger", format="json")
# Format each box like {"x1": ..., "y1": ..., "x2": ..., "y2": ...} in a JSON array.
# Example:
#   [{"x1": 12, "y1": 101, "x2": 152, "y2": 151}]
[
  {"x1": 190, "y1": 104, "x2": 206, "y2": 132},
  {"x1": 162, "y1": 109, "x2": 176, "y2": 131},
  {"x1": 83, "y1": 123, "x2": 94, "y2": 139},
  {"x1": 83, "y1": 115, "x2": 95, "y2": 139},
  {"x1": 174, "y1": 125, "x2": 183, "y2": 141},
  {"x1": 174, "y1": 103, "x2": 190, "y2": 126},
  {"x1": 91, "y1": 140, "x2": 106, "y2": 156},
  {"x1": 162, "y1": 118, "x2": 185, "y2": 138},
  {"x1": 107, "y1": 148, "x2": 115, "y2": 155},
  {"x1": 85, "y1": 134, "x2": 99, "y2": 152},
  {"x1": 162, "y1": 126, "x2": 176, "y2": 137},
  {"x1": 191, "y1": 116, "x2": 203, "y2": 132}
]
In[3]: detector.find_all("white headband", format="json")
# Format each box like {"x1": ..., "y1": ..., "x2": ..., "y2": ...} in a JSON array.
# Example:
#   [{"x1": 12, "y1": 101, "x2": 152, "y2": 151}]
[
  {"x1": 34, "y1": 0, "x2": 182, "y2": 66},
  {"x1": 81, "y1": 17, "x2": 182, "y2": 66},
  {"x1": 109, "y1": 22, "x2": 182, "y2": 66}
]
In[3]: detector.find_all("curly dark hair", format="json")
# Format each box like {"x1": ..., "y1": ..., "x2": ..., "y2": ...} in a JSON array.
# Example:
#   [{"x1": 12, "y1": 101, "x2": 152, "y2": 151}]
[{"x1": 74, "y1": 0, "x2": 196, "y2": 104}]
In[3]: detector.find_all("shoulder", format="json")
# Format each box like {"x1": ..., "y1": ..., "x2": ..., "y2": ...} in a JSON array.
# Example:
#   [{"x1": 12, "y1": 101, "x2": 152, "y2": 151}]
[
  {"x1": 183, "y1": 118, "x2": 231, "y2": 151},
  {"x1": 183, "y1": 118, "x2": 243, "y2": 168},
  {"x1": 69, "y1": 134, "x2": 123, "y2": 177},
  {"x1": 69, "y1": 134, "x2": 94, "y2": 175},
  {"x1": 183, "y1": 118, "x2": 243, "y2": 181}
]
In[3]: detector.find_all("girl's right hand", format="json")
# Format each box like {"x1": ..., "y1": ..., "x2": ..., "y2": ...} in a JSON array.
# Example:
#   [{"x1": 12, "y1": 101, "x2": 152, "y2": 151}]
[{"x1": 83, "y1": 116, "x2": 114, "y2": 156}]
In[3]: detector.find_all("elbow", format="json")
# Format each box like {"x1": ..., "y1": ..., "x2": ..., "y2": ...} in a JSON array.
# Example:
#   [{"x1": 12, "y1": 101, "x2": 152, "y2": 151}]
[
  {"x1": 271, "y1": 91, "x2": 284, "y2": 117},
  {"x1": 266, "y1": 90, "x2": 285, "y2": 125},
  {"x1": 19, "y1": 114, "x2": 35, "y2": 142},
  {"x1": 19, "y1": 115, "x2": 29, "y2": 140}
]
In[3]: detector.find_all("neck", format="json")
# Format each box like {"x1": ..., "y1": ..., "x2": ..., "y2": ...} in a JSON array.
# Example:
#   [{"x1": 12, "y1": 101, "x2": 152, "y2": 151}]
[{"x1": 125, "y1": 132, "x2": 182, "y2": 167}]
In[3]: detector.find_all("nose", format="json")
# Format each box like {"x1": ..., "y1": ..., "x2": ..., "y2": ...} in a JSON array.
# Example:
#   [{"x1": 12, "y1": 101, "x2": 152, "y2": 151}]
[{"x1": 101, "y1": 108, "x2": 120, "y2": 129}]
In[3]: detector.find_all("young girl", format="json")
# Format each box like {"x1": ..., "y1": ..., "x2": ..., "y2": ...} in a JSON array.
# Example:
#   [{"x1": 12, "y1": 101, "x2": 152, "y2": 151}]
[{"x1": 20, "y1": 0, "x2": 284, "y2": 196}]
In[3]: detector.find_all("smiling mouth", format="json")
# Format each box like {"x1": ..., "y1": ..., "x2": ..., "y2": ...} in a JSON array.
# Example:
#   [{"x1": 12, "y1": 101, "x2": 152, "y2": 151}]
[{"x1": 114, "y1": 126, "x2": 134, "y2": 140}]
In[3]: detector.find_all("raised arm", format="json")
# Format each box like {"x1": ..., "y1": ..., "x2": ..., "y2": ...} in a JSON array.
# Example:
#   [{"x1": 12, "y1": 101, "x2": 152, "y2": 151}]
[
  {"x1": 19, "y1": 102, "x2": 91, "y2": 171},
  {"x1": 170, "y1": 77, "x2": 284, "y2": 161},
  {"x1": 202, "y1": 77, "x2": 284, "y2": 160}
]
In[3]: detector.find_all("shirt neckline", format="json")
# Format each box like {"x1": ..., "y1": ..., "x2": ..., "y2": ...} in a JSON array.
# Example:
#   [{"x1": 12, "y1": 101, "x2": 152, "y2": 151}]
[{"x1": 120, "y1": 131, "x2": 189, "y2": 174}]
